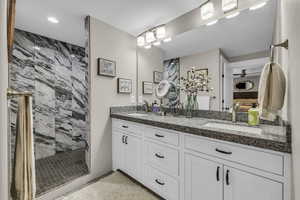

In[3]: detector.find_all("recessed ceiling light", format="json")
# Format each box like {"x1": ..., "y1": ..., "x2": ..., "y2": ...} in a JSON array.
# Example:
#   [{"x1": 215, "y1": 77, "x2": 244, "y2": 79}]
[
  {"x1": 47, "y1": 17, "x2": 59, "y2": 24},
  {"x1": 163, "y1": 37, "x2": 172, "y2": 43},
  {"x1": 226, "y1": 11, "x2": 240, "y2": 19},
  {"x1": 249, "y1": 2, "x2": 267, "y2": 10},
  {"x1": 153, "y1": 41, "x2": 161, "y2": 46},
  {"x1": 206, "y1": 20, "x2": 218, "y2": 26},
  {"x1": 144, "y1": 44, "x2": 152, "y2": 49}
]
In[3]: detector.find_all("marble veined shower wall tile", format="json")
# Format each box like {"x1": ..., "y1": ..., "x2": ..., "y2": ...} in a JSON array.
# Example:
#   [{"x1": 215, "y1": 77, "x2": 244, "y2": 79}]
[{"x1": 10, "y1": 29, "x2": 89, "y2": 160}]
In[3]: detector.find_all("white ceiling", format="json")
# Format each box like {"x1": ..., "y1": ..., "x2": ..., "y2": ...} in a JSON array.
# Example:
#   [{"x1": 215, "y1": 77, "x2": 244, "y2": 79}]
[
  {"x1": 160, "y1": 0, "x2": 277, "y2": 59},
  {"x1": 15, "y1": 0, "x2": 207, "y2": 47}
]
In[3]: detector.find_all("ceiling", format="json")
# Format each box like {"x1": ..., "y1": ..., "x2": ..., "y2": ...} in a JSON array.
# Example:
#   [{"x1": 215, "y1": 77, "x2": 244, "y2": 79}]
[
  {"x1": 15, "y1": 0, "x2": 207, "y2": 47},
  {"x1": 160, "y1": 0, "x2": 277, "y2": 59}
]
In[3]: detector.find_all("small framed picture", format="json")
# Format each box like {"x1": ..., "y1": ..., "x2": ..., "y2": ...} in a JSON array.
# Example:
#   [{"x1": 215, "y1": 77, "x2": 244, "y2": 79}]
[
  {"x1": 117, "y1": 78, "x2": 132, "y2": 94},
  {"x1": 143, "y1": 81, "x2": 153, "y2": 94},
  {"x1": 97, "y1": 58, "x2": 116, "y2": 77},
  {"x1": 187, "y1": 68, "x2": 208, "y2": 80},
  {"x1": 153, "y1": 71, "x2": 163, "y2": 83}
]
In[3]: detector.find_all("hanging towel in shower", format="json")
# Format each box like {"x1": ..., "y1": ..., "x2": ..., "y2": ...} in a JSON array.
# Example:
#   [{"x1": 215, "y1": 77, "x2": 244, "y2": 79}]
[
  {"x1": 11, "y1": 96, "x2": 36, "y2": 200},
  {"x1": 258, "y1": 62, "x2": 286, "y2": 121}
]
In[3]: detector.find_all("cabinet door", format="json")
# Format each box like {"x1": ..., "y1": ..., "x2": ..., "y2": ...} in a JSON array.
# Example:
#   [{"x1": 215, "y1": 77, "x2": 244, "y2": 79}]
[
  {"x1": 112, "y1": 131, "x2": 125, "y2": 171},
  {"x1": 124, "y1": 134, "x2": 142, "y2": 180},
  {"x1": 185, "y1": 154, "x2": 223, "y2": 200},
  {"x1": 224, "y1": 166, "x2": 283, "y2": 200}
]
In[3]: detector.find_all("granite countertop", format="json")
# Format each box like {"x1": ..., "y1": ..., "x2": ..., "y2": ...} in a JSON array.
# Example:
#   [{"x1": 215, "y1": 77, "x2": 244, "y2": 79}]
[{"x1": 110, "y1": 111, "x2": 291, "y2": 153}]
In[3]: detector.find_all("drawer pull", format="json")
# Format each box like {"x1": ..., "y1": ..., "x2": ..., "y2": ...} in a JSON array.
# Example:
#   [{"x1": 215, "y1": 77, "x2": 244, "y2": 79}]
[
  {"x1": 125, "y1": 136, "x2": 128, "y2": 144},
  {"x1": 226, "y1": 169, "x2": 230, "y2": 185},
  {"x1": 155, "y1": 153, "x2": 165, "y2": 159},
  {"x1": 155, "y1": 179, "x2": 165, "y2": 186},
  {"x1": 122, "y1": 125, "x2": 128, "y2": 128},
  {"x1": 155, "y1": 134, "x2": 165, "y2": 138},
  {"x1": 215, "y1": 148, "x2": 232, "y2": 155},
  {"x1": 122, "y1": 135, "x2": 125, "y2": 144},
  {"x1": 216, "y1": 166, "x2": 220, "y2": 182}
]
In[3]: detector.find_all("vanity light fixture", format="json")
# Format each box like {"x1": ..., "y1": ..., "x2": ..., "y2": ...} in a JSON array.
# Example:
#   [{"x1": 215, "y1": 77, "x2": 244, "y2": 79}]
[
  {"x1": 144, "y1": 44, "x2": 152, "y2": 49},
  {"x1": 137, "y1": 36, "x2": 145, "y2": 46},
  {"x1": 206, "y1": 19, "x2": 218, "y2": 26},
  {"x1": 153, "y1": 41, "x2": 161, "y2": 46},
  {"x1": 201, "y1": 2, "x2": 215, "y2": 20},
  {"x1": 156, "y1": 26, "x2": 166, "y2": 39},
  {"x1": 146, "y1": 31, "x2": 155, "y2": 43},
  {"x1": 249, "y1": 1, "x2": 267, "y2": 10},
  {"x1": 47, "y1": 17, "x2": 59, "y2": 24},
  {"x1": 226, "y1": 11, "x2": 240, "y2": 19},
  {"x1": 222, "y1": 0, "x2": 238, "y2": 12},
  {"x1": 163, "y1": 37, "x2": 172, "y2": 43}
]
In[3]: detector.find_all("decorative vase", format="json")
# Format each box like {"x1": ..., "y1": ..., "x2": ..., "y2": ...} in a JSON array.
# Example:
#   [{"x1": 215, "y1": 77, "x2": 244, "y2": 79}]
[
  {"x1": 185, "y1": 95, "x2": 194, "y2": 118},
  {"x1": 193, "y1": 95, "x2": 199, "y2": 110}
]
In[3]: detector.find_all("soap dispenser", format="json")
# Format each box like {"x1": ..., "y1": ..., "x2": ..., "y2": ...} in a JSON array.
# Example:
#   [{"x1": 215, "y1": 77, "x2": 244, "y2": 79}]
[{"x1": 248, "y1": 103, "x2": 259, "y2": 126}]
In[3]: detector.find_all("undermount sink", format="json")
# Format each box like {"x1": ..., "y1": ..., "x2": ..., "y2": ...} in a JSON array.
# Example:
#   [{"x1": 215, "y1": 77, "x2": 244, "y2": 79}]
[
  {"x1": 203, "y1": 122, "x2": 263, "y2": 135},
  {"x1": 127, "y1": 113, "x2": 148, "y2": 117}
]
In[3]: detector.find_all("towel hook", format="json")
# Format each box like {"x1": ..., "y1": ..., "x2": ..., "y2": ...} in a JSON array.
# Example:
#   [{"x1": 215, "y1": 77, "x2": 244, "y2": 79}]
[{"x1": 270, "y1": 40, "x2": 289, "y2": 63}]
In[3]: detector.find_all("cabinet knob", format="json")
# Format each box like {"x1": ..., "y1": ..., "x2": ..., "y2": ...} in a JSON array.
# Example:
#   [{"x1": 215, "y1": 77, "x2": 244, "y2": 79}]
[
  {"x1": 226, "y1": 169, "x2": 230, "y2": 185},
  {"x1": 155, "y1": 134, "x2": 165, "y2": 138},
  {"x1": 215, "y1": 148, "x2": 232, "y2": 155},
  {"x1": 216, "y1": 166, "x2": 220, "y2": 182},
  {"x1": 155, "y1": 179, "x2": 165, "y2": 186},
  {"x1": 155, "y1": 153, "x2": 165, "y2": 159}
]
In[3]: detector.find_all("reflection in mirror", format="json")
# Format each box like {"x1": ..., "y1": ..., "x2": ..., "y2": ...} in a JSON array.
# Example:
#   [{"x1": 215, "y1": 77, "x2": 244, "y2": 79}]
[
  {"x1": 9, "y1": 1, "x2": 90, "y2": 195},
  {"x1": 137, "y1": 0, "x2": 281, "y2": 114}
]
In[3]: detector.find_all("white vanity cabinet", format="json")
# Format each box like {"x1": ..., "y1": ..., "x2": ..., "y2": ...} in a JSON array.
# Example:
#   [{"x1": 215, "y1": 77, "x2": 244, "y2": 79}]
[
  {"x1": 112, "y1": 122, "x2": 142, "y2": 181},
  {"x1": 112, "y1": 119, "x2": 291, "y2": 200}
]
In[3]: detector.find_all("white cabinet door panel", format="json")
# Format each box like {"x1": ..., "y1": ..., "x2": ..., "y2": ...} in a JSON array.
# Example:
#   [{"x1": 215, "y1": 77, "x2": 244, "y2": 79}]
[
  {"x1": 124, "y1": 135, "x2": 142, "y2": 180},
  {"x1": 224, "y1": 166, "x2": 283, "y2": 200},
  {"x1": 185, "y1": 154, "x2": 223, "y2": 200}
]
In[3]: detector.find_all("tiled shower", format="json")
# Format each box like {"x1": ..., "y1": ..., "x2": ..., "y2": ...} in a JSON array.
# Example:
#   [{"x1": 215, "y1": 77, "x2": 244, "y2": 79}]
[{"x1": 9, "y1": 29, "x2": 90, "y2": 195}]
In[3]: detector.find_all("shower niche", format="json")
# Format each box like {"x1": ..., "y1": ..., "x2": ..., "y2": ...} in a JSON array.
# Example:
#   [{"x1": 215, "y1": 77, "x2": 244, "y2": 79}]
[{"x1": 9, "y1": 29, "x2": 90, "y2": 195}]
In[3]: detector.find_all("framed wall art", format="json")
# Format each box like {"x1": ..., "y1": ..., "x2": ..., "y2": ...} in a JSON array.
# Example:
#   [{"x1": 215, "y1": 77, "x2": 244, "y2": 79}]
[
  {"x1": 117, "y1": 78, "x2": 132, "y2": 94},
  {"x1": 142, "y1": 81, "x2": 153, "y2": 95},
  {"x1": 97, "y1": 58, "x2": 116, "y2": 77},
  {"x1": 153, "y1": 71, "x2": 163, "y2": 83}
]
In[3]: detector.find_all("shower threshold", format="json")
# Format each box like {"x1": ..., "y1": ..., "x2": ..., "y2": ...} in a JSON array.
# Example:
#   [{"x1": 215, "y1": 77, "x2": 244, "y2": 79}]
[{"x1": 35, "y1": 149, "x2": 89, "y2": 196}]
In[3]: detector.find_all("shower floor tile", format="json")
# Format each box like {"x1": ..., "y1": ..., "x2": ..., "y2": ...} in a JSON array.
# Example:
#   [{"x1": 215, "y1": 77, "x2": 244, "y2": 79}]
[{"x1": 35, "y1": 149, "x2": 89, "y2": 196}]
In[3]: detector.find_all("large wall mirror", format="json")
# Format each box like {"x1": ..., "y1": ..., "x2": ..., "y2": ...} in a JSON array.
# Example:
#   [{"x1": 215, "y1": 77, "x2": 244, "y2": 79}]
[{"x1": 137, "y1": 0, "x2": 283, "y2": 114}]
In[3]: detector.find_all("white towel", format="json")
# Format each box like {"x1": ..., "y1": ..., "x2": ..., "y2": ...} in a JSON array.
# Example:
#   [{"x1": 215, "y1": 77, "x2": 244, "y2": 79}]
[
  {"x1": 258, "y1": 63, "x2": 286, "y2": 121},
  {"x1": 197, "y1": 95, "x2": 210, "y2": 110}
]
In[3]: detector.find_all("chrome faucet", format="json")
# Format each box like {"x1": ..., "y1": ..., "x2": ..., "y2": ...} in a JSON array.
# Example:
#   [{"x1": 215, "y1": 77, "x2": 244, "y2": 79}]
[{"x1": 232, "y1": 102, "x2": 240, "y2": 123}]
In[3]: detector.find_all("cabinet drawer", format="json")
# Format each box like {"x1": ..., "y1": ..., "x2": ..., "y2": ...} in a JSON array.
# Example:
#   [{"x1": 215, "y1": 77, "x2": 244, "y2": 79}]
[
  {"x1": 146, "y1": 128, "x2": 179, "y2": 146},
  {"x1": 185, "y1": 135, "x2": 284, "y2": 175},
  {"x1": 145, "y1": 141, "x2": 179, "y2": 176},
  {"x1": 112, "y1": 119, "x2": 146, "y2": 137},
  {"x1": 145, "y1": 166, "x2": 179, "y2": 200}
]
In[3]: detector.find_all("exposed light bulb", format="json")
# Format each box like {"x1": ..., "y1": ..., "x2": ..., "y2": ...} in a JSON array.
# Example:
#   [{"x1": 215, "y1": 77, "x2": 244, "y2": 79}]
[
  {"x1": 137, "y1": 36, "x2": 145, "y2": 46},
  {"x1": 249, "y1": 1, "x2": 267, "y2": 10},
  {"x1": 156, "y1": 26, "x2": 166, "y2": 39},
  {"x1": 153, "y1": 41, "x2": 161, "y2": 46},
  {"x1": 163, "y1": 37, "x2": 172, "y2": 43},
  {"x1": 47, "y1": 17, "x2": 59, "y2": 24},
  {"x1": 144, "y1": 44, "x2": 152, "y2": 49},
  {"x1": 206, "y1": 20, "x2": 218, "y2": 26},
  {"x1": 222, "y1": 0, "x2": 238, "y2": 12},
  {"x1": 33, "y1": 46, "x2": 40, "y2": 50},
  {"x1": 226, "y1": 11, "x2": 240, "y2": 19},
  {"x1": 146, "y1": 31, "x2": 155, "y2": 43},
  {"x1": 201, "y1": 2, "x2": 215, "y2": 20}
]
